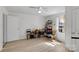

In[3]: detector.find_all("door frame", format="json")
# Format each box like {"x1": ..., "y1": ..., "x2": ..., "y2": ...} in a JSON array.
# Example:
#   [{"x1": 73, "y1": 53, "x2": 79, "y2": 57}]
[{"x1": 3, "y1": 13, "x2": 7, "y2": 48}]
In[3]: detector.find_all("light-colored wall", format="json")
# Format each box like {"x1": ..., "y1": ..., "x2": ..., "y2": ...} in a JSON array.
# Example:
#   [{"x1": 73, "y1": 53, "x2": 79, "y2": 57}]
[
  {"x1": 0, "y1": 7, "x2": 7, "y2": 51},
  {"x1": 7, "y1": 15, "x2": 20, "y2": 42},
  {"x1": 7, "y1": 12, "x2": 45, "y2": 41},
  {"x1": 19, "y1": 14, "x2": 45, "y2": 39},
  {"x1": 65, "y1": 7, "x2": 72, "y2": 50}
]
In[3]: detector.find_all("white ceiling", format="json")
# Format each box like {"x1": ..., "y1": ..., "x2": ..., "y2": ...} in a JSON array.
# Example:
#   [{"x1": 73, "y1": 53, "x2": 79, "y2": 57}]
[{"x1": 5, "y1": 6, "x2": 65, "y2": 16}]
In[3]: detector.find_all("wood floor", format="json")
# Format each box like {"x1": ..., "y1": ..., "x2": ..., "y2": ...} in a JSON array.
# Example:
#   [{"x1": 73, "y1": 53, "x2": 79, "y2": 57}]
[{"x1": 2, "y1": 37, "x2": 70, "y2": 52}]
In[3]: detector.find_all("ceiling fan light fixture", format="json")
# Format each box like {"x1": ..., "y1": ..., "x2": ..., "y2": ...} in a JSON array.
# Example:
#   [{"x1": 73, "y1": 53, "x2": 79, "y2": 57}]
[{"x1": 38, "y1": 10, "x2": 42, "y2": 13}]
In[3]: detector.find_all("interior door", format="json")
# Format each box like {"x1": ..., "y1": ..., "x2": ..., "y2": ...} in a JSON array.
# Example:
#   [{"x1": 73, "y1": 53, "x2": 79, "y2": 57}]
[
  {"x1": 71, "y1": 7, "x2": 79, "y2": 51},
  {"x1": 7, "y1": 15, "x2": 19, "y2": 42}
]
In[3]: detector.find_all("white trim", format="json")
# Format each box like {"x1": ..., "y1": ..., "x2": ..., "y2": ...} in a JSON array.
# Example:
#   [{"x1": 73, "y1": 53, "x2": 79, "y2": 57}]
[{"x1": 0, "y1": 44, "x2": 2, "y2": 51}]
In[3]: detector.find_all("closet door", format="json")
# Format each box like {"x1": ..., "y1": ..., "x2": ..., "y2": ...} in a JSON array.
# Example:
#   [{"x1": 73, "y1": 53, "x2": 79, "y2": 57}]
[
  {"x1": 71, "y1": 7, "x2": 79, "y2": 51},
  {"x1": 71, "y1": 9, "x2": 79, "y2": 37},
  {"x1": 7, "y1": 15, "x2": 19, "y2": 42}
]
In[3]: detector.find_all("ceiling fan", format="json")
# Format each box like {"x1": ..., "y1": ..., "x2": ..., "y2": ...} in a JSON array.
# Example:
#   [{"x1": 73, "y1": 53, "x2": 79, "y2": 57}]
[{"x1": 29, "y1": 6, "x2": 47, "y2": 14}]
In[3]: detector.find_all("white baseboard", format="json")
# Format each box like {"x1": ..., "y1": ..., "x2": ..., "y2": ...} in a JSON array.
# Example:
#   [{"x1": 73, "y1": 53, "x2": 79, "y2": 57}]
[{"x1": 65, "y1": 43, "x2": 75, "y2": 51}]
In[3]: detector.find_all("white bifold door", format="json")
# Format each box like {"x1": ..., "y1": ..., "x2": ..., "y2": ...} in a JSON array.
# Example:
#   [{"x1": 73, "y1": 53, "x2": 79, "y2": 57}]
[
  {"x1": 71, "y1": 7, "x2": 79, "y2": 51},
  {"x1": 7, "y1": 15, "x2": 20, "y2": 42}
]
